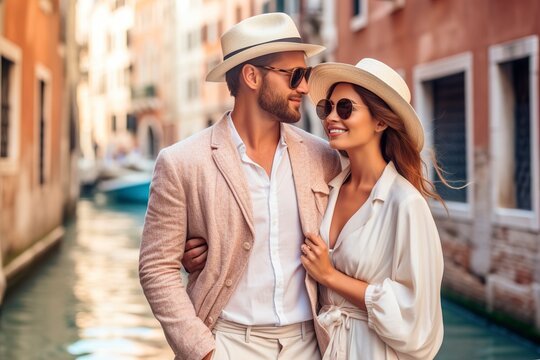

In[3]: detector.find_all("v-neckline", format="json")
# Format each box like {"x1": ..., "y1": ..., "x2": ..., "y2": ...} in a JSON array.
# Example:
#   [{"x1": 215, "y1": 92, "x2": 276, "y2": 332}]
[
  {"x1": 326, "y1": 171, "x2": 374, "y2": 251},
  {"x1": 323, "y1": 162, "x2": 397, "y2": 252},
  {"x1": 326, "y1": 169, "x2": 382, "y2": 252}
]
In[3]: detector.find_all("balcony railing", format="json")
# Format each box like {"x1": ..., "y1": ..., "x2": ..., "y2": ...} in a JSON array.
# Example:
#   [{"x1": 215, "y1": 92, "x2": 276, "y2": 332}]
[{"x1": 131, "y1": 84, "x2": 157, "y2": 99}]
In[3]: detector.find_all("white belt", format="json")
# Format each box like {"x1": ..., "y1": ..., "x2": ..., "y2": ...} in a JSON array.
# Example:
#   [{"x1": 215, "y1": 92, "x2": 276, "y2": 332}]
[{"x1": 318, "y1": 305, "x2": 368, "y2": 360}]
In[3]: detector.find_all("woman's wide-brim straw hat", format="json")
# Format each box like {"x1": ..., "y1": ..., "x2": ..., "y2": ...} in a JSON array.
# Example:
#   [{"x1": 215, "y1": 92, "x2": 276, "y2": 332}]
[
  {"x1": 206, "y1": 12, "x2": 325, "y2": 82},
  {"x1": 309, "y1": 58, "x2": 424, "y2": 152}
]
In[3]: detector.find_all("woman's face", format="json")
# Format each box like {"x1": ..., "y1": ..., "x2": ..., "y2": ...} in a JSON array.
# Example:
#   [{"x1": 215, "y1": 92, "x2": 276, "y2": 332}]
[{"x1": 322, "y1": 83, "x2": 384, "y2": 152}]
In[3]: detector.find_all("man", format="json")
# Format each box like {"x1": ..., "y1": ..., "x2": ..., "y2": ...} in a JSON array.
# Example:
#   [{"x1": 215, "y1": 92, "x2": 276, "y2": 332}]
[{"x1": 139, "y1": 13, "x2": 340, "y2": 360}]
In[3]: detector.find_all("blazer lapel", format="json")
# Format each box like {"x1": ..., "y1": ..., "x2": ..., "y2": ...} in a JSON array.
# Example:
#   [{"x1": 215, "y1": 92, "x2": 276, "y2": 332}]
[
  {"x1": 211, "y1": 115, "x2": 255, "y2": 237},
  {"x1": 284, "y1": 126, "x2": 322, "y2": 317},
  {"x1": 284, "y1": 126, "x2": 314, "y2": 234}
]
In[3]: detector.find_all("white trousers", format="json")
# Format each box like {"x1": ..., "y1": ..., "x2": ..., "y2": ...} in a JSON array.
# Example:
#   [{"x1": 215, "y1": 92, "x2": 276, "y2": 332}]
[{"x1": 211, "y1": 318, "x2": 321, "y2": 360}]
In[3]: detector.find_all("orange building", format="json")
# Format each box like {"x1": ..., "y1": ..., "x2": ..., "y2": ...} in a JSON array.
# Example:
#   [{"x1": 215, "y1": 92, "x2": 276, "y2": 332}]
[
  {"x1": 0, "y1": 0, "x2": 77, "y2": 301},
  {"x1": 324, "y1": 0, "x2": 540, "y2": 337}
]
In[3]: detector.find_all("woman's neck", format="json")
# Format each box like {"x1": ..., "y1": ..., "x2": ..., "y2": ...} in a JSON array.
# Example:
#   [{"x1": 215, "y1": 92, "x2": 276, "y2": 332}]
[{"x1": 345, "y1": 144, "x2": 388, "y2": 190}]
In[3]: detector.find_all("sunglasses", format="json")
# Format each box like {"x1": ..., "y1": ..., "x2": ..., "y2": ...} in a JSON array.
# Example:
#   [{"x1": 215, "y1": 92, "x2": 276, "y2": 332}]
[
  {"x1": 255, "y1": 65, "x2": 312, "y2": 89},
  {"x1": 316, "y1": 98, "x2": 367, "y2": 120}
]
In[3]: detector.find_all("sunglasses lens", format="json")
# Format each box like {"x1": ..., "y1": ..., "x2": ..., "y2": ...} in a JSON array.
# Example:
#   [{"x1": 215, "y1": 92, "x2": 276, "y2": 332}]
[
  {"x1": 290, "y1": 68, "x2": 304, "y2": 89},
  {"x1": 336, "y1": 99, "x2": 353, "y2": 119},
  {"x1": 305, "y1": 67, "x2": 312, "y2": 82},
  {"x1": 316, "y1": 99, "x2": 331, "y2": 120}
]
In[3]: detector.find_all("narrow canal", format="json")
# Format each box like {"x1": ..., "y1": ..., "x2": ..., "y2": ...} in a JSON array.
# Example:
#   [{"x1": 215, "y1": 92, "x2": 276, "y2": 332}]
[{"x1": 1, "y1": 198, "x2": 540, "y2": 359}]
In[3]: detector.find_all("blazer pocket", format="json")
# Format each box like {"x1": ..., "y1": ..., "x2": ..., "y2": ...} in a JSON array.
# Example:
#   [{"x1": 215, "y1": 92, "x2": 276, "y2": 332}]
[{"x1": 311, "y1": 182, "x2": 330, "y2": 216}]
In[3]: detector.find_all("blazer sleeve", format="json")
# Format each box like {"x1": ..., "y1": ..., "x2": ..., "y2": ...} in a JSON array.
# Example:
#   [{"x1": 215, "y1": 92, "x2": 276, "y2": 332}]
[
  {"x1": 139, "y1": 149, "x2": 215, "y2": 360},
  {"x1": 364, "y1": 195, "x2": 444, "y2": 360}
]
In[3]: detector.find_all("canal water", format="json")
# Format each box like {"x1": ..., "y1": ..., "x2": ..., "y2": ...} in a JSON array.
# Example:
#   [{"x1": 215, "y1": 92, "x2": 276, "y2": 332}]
[{"x1": 1, "y1": 198, "x2": 540, "y2": 359}]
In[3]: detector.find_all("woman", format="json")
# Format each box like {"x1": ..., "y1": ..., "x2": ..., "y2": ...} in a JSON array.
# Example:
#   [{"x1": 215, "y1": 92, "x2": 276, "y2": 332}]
[{"x1": 301, "y1": 58, "x2": 444, "y2": 360}]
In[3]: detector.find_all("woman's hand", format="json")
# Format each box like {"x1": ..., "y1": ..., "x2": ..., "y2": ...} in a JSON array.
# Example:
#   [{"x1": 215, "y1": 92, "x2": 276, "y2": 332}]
[
  {"x1": 300, "y1": 232, "x2": 336, "y2": 287},
  {"x1": 182, "y1": 238, "x2": 208, "y2": 273}
]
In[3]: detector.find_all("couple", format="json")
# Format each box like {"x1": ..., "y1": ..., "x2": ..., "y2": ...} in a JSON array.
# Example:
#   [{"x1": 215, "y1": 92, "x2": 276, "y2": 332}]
[{"x1": 139, "y1": 12, "x2": 444, "y2": 360}]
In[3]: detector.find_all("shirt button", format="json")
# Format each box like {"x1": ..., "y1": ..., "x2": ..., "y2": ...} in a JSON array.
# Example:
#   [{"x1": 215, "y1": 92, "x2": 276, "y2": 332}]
[
  {"x1": 207, "y1": 316, "x2": 214, "y2": 325},
  {"x1": 243, "y1": 242, "x2": 251, "y2": 250},
  {"x1": 225, "y1": 279, "x2": 233, "y2": 287}
]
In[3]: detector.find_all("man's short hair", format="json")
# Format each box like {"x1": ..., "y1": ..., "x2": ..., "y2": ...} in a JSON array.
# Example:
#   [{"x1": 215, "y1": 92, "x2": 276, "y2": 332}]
[{"x1": 225, "y1": 53, "x2": 283, "y2": 97}]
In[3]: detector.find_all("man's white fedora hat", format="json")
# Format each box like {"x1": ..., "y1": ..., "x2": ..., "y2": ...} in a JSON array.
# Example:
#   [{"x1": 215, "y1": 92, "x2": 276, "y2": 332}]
[
  {"x1": 309, "y1": 58, "x2": 424, "y2": 151},
  {"x1": 206, "y1": 12, "x2": 325, "y2": 82}
]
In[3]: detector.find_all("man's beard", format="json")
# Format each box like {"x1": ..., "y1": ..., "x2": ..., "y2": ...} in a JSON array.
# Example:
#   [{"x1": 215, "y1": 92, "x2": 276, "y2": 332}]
[{"x1": 257, "y1": 79, "x2": 301, "y2": 123}]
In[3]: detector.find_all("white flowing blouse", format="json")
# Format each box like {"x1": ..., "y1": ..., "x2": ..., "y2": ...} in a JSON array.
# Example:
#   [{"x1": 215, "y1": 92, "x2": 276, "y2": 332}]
[{"x1": 318, "y1": 162, "x2": 444, "y2": 360}]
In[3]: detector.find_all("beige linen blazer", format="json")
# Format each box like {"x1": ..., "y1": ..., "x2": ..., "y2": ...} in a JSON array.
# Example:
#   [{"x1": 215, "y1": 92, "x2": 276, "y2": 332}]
[{"x1": 139, "y1": 114, "x2": 341, "y2": 360}]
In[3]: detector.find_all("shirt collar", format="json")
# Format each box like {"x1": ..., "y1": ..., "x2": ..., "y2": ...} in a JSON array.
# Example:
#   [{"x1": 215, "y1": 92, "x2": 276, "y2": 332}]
[
  {"x1": 329, "y1": 161, "x2": 398, "y2": 203},
  {"x1": 227, "y1": 112, "x2": 287, "y2": 153}
]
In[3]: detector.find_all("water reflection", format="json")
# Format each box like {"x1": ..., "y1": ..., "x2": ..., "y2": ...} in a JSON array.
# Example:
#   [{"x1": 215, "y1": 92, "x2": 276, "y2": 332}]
[
  {"x1": 0, "y1": 198, "x2": 172, "y2": 359},
  {"x1": 437, "y1": 300, "x2": 540, "y2": 359}
]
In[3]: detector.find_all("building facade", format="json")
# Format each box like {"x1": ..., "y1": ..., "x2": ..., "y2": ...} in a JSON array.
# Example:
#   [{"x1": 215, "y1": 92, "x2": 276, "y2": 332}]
[
  {"x1": 131, "y1": 0, "x2": 177, "y2": 156},
  {"x1": 0, "y1": 0, "x2": 78, "y2": 301},
  {"x1": 326, "y1": 0, "x2": 540, "y2": 335},
  {"x1": 84, "y1": 0, "x2": 134, "y2": 164}
]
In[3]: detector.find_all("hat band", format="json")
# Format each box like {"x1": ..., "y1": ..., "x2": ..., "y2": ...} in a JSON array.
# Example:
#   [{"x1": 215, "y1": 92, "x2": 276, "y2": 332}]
[{"x1": 223, "y1": 37, "x2": 304, "y2": 60}]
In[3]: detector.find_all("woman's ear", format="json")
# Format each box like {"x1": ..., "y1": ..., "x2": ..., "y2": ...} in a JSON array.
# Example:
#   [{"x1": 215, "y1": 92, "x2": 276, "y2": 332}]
[
  {"x1": 241, "y1": 64, "x2": 261, "y2": 90},
  {"x1": 375, "y1": 120, "x2": 388, "y2": 133}
]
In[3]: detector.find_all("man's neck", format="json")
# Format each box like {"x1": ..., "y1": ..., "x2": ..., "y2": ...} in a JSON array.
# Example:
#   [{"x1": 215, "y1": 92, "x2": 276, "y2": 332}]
[{"x1": 230, "y1": 104, "x2": 281, "y2": 153}]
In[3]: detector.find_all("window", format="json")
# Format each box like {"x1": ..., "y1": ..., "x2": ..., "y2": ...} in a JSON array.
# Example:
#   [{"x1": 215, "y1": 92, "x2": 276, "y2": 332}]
[
  {"x1": 37, "y1": 79, "x2": 46, "y2": 184},
  {"x1": 0, "y1": 38, "x2": 21, "y2": 173},
  {"x1": 351, "y1": 0, "x2": 368, "y2": 31},
  {"x1": 431, "y1": 73, "x2": 468, "y2": 203},
  {"x1": 1, "y1": 57, "x2": 13, "y2": 158},
  {"x1": 111, "y1": 114, "x2": 117, "y2": 133},
  {"x1": 413, "y1": 53, "x2": 474, "y2": 219},
  {"x1": 201, "y1": 24, "x2": 208, "y2": 43},
  {"x1": 489, "y1": 36, "x2": 539, "y2": 230},
  {"x1": 127, "y1": 114, "x2": 137, "y2": 133},
  {"x1": 35, "y1": 64, "x2": 51, "y2": 186},
  {"x1": 276, "y1": 0, "x2": 285, "y2": 12}
]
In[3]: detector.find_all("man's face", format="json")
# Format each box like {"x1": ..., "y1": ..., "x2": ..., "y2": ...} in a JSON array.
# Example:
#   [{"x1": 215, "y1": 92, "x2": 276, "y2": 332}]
[{"x1": 257, "y1": 52, "x2": 309, "y2": 124}]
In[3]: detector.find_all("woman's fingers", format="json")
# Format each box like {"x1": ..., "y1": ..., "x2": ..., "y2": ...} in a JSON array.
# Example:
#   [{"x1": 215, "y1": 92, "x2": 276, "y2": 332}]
[
  {"x1": 308, "y1": 233, "x2": 326, "y2": 246},
  {"x1": 305, "y1": 233, "x2": 326, "y2": 249},
  {"x1": 185, "y1": 237, "x2": 207, "y2": 250},
  {"x1": 304, "y1": 239, "x2": 326, "y2": 258},
  {"x1": 182, "y1": 238, "x2": 209, "y2": 273}
]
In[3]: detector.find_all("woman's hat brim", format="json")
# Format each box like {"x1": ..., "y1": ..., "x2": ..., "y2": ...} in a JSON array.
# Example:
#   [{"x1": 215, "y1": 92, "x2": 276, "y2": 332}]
[
  {"x1": 309, "y1": 62, "x2": 424, "y2": 152},
  {"x1": 206, "y1": 42, "x2": 325, "y2": 82}
]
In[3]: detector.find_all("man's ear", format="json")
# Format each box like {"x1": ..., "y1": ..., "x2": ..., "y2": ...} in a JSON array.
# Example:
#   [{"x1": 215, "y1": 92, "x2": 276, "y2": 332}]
[{"x1": 241, "y1": 64, "x2": 262, "y2": 90}]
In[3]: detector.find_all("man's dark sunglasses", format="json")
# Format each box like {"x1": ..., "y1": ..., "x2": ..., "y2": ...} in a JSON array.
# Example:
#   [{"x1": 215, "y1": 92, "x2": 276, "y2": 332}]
[
  {"x1": 255, "y1": 65, "x2": 312, "y2": 89},
  {"x1": 316, "y1": 98, "x2": 366, "y2": 120}
]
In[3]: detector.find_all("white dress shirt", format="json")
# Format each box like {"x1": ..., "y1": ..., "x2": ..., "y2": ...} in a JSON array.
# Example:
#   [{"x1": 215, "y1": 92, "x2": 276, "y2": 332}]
[{"x1": 220, "y1": 114, "x2": 312, "y2": 326}]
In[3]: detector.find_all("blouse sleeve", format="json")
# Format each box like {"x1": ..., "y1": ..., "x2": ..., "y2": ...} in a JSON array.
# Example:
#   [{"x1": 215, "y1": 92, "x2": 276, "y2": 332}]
[{"x1": 364, "y1": 195, "x2": 444, "y2": 360}]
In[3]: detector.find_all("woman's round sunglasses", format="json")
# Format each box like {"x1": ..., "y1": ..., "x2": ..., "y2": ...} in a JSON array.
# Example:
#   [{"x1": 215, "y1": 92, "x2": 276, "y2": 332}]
[
  {"x1": 316, "y1": 98, "x2": 366, "y2": 120},
  {"x1": 255, "y1": 65, "x2": 312, "y2": 89}
]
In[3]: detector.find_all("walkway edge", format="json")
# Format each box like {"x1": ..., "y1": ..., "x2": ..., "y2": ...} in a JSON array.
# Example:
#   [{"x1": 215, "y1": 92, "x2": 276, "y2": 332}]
[{"x1": 4, "y1": 226, "x2": 65, "y2": 284}]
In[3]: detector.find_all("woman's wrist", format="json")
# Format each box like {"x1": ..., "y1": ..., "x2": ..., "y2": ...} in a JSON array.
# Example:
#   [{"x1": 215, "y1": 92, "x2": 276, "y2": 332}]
[{"x1": 322, "y1": 267, "x2": 339, "y2": 288}]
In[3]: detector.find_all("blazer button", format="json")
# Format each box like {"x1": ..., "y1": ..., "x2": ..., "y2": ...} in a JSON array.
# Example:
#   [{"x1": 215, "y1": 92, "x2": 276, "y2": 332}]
[
  {"x1": 242, "y1": 242, "x2": 252, "y2": 251},
  {"x1": 225, "y1": 279, "x2": 233, "y2": 287}
]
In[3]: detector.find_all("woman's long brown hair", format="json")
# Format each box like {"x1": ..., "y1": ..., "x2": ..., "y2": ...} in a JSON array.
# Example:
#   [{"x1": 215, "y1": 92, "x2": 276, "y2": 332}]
[{"x1": 328, "y1": 82, "x2": 449, "y2": 205}]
